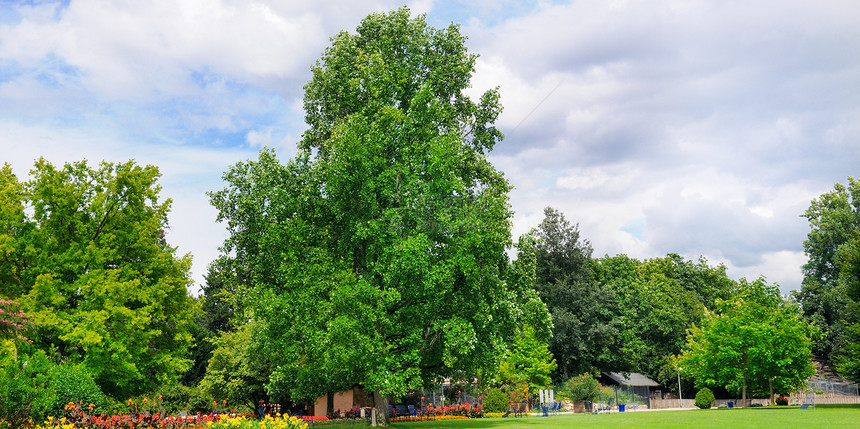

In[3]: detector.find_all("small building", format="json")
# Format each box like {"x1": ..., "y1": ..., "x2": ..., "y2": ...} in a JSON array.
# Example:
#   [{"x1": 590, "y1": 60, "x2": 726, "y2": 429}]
[
  {"x1": 601, "y1": 372, "x2": 660, "y2": 409},
  {"x1": 313, "y1": 386, "x2": 374, "y2": 417}
]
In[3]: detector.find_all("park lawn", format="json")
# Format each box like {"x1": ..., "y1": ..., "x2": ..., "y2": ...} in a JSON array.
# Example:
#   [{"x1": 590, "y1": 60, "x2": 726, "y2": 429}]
[{"x1": 381, "y1": 405, "x2": 860, "y2": 429}]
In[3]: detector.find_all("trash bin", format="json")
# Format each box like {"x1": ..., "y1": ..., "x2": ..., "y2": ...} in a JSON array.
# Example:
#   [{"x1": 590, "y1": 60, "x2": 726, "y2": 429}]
[
  {"x1": 618, "y1": 404, "x2": 625, "y2": 412},
  {"x1": 727, "y1": 402, "x2": 733, "y2": 408}
]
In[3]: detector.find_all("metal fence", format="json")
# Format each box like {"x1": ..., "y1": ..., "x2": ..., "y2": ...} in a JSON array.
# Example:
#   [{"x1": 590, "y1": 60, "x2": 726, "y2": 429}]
[{"x1": 807, "y1": 377, "x2": 860, "y2": 397}]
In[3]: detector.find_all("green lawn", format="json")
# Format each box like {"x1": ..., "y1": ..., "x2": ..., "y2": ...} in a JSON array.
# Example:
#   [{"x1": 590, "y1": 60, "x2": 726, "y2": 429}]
[{"x1": 369, "y1": 405, "x2": 859, "y2": 429}]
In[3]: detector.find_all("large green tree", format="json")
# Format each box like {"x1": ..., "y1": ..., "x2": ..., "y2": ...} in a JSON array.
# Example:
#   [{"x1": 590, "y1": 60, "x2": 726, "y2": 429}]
[
  {"x1": 0, "y1": 159, "x2": 194, "y2": 398},
  {"x1": 599, "y1": 255, "x2": 704, "y2": 377},
  {"x1": 533, "y1": 207, "x2": 629, "y2": 379},
  {"x1": 680, "y1": 278, "x2": 816, "y2": 405},
  {"x1": 795, "y1": 177, "x2": 860, "y2": 379},
  {"x1": 210, "y1": 8, "x2": 549, "y2": 425}
]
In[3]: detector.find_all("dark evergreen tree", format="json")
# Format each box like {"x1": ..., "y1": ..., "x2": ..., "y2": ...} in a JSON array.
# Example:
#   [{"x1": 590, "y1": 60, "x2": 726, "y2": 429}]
[{"x1": 533, "y1": 207, "x2": 630, "y2": 379}]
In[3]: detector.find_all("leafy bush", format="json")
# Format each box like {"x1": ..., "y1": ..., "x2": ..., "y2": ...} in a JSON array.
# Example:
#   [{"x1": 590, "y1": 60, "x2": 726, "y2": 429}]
[
  {"x1": 775, "y1": 396, "x2": 788, "y2": 406},
  {"x1": 159, "y1": 383, "x2": 214, "y2": 414},
  {"x1": 694, "y1": 388, "x2": 715, "y2": 409},
  {"x1": 47, "y1": 363, "x2": 108, "y2": 417},
  {"x1": 560, "y1": 374, "x2": 601, "y2": 402},
  {"x1": 0, "y1": 351, "x2": 56, "y2": 429},
  {"x1": 483, "y1": 388, "x2": 508, "y2": 413}
]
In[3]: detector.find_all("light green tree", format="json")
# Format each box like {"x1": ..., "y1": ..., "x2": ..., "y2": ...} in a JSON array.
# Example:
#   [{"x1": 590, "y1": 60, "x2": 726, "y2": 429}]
[
  {"x1": 199, "y1": 322, "x2": 269, "y2": 412},
  {"x1": 0, "y1": 159, "x2": 194, "y2": 398},
  {"x1": 496, "y1": 325, "x2": 557, "y2": 399},
  {"x1": 680, "y1": 278, "x2": 816, "y2": 405},
  {"x1": 209, "y1": 8, "x2": 549, "y2": 425}
]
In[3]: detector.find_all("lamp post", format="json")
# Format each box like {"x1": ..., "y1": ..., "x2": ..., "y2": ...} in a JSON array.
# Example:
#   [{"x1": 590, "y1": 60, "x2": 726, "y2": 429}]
[{"x1": 678, "y1": 367, "x2": 683, "y2": 408}]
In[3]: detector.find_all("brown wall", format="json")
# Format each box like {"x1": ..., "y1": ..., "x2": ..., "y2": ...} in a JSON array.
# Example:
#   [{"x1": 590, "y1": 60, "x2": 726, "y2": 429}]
[{"x1": 313, "y1": 387, "x2": 375, "y2": 416}]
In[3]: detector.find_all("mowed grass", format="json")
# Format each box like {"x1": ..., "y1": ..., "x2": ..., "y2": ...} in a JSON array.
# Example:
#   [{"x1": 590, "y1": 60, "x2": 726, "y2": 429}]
[{"x1": 381, "y1": 405, "x2": 860, "y2": 429}]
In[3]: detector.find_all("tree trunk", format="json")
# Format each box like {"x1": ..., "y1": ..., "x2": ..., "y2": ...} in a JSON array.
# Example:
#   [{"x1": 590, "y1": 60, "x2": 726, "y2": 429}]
[
  {"x1": 742, "y1": 372, "x2": 747, "y2": 408},
  {"x1": 373, "y1": 389, "x2": 390, "y2": 427},
  {"x1": 769, "y1": 378, "x2": 774, "y2": 406}
]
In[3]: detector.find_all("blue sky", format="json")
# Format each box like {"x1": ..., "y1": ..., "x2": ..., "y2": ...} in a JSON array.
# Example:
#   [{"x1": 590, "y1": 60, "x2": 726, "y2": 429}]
[{"x1": 2, "y1": 0, "x2": 859, "y2": 294}]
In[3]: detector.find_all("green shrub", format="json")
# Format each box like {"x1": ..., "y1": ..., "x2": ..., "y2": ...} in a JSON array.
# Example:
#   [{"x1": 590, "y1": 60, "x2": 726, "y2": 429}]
[
  {"x1": 47, "y1": 364, "x2": 108, "y2": 417},
  {"x1": 483, "y1": 388, "x2": 509, "y2": 413},
  {"x1": 694, "y1": 388, "x2": 715, "y2": 409},
  {"x1": 0, "y1": 351, "x2": 56, "y2": 429},
  {"x1": 560, "y1": 374, "x2": 601, "y2": 402},
  {"x1": 158, "y1": 384, "x2": 214, "y2": 414}
]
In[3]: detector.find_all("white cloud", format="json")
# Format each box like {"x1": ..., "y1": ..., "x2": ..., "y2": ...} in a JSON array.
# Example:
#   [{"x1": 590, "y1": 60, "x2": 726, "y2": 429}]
[{"x1": 2, "y1": 0, "x2": 860, "y2": 294}]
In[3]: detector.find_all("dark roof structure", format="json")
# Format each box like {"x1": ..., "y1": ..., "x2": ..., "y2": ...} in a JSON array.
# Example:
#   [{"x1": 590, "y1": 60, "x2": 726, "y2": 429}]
[{"x1": 603, "y1": 372, "x2": 660, "y2": 387}]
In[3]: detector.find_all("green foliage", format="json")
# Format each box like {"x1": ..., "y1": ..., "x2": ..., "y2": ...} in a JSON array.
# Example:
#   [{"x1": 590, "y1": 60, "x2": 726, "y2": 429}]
[
  {"x1": 199, "y1": 322, "x2": 268, "y2": 412},
  {"x1": 559, "y1": 373, "x2": 601, "y2": 402},
  {"x1": 0, "y1": 159, "x2": 194, "y2": 399},
  {"x1": 796, "y1": 177, "x2": 860, "y2": 380},
  {"x1": 158, "y1": 383, "x2": 214, "y2": 415},
  {"x1": 0, "y1": 299, "x2": 35, "y2": 359},
  {"x1": 694, "y1": 387, "x2": 715, "y2": 409},
  {"x1": 680, "y1": 278, "x2": 816, "y2": 403},
  {"x1": 0, "y1": 350, "x2": 55, "y2": 429},
  {"x1": 533, "y1": 208, "x2": 629, "y2": 379},
  {"x1": 599, "y1": 253, "x2": 734, "y2": 380},
  {"x1": 496, "y1": 326, "x2": 557, "y2": 394},
  {"x1": 483, "y1": 388, "x2": 509, "y2": 413},
  {"x1": 47, "y1": 363, "x2": 108, "y2": 417},
  {"x1": 834, "y1": 321, "x2": 860, "y2": 383},
  {"x1": 210, "y1": 8, "x2": 549, "y2": 424}
]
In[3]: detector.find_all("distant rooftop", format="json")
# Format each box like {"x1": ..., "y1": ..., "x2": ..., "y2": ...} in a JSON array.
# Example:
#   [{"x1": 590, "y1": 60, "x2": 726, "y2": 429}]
[{"x1": 603, "y1": 372, "x2": 660, "y2": 387}]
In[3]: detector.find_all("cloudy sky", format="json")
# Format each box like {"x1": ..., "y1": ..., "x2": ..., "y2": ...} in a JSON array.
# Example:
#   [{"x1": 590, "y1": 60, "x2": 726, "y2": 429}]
[{"x1": 2, "y1": 0, "x2": 858, "y2": 294}]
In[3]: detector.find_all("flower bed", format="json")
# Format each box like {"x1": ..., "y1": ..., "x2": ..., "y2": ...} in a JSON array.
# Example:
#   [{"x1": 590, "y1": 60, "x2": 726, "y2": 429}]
[
  {"x1": 35, "y1": 401, "x2": 307, "y2": 429},
  {"x1": 391, "y1": 415, "x2": 467, "y2": 422},
  {"x1": 421, "y1": 403, "x2": 483, "y2": 419}
]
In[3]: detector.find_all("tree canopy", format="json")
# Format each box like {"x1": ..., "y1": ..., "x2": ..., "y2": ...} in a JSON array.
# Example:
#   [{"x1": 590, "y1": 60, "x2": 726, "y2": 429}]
[
  {"x1": 795, "y1": 177, "x2": 860, "y2": 379},
  {"x1": 0, "y1": 159, "x2": 194, "y2": 398},
  {"x1": 680, "y1": 278, "x2": 816, "y2": 405},
  {"x1": 209, "y1": 8, "x2": 549, "y2": 423},
  {"x1": 496, "y1": 325, "x2": 557, "y2": 397},
  {"x1": 598, "y1": 253, "x2": 734, "y2": 382},
  {"x1": 533, "y1": 207, "x2": 628, "y2": 379}
]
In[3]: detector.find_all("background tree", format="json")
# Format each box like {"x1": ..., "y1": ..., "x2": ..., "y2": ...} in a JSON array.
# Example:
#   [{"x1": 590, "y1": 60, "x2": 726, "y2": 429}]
[
  {"x1": 680, "y1": 278, "x2": 816, "y2": 405},
  {"x1": 210, "y1": 8, "x2": 549, "y2": 425},
  {"x1": 598, "y1": 253, "x2": 736, "y2": 395},
  {"x1": 199, "y1": 322, "x2": 269, "y2": 413},
  {"x1": 0, "y1": 164, "x2": 27, "y2": 299},
  {"x1": 795, "y1": 177, "x2": 860, "y2": 380},
  {"x1": 0, "y1": 159, "x2": 194, "y2": 399},
  {"x1": 496, "y1": 325, "x2": 557, "y2": 400},
  {"x1": 533, "y1": 207, "x2": 628, "y2": 379},
  {"x1": 182, "y1": 260, "x2": 237, "y2": 386}
]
